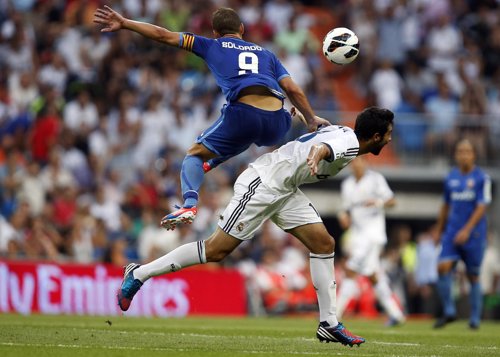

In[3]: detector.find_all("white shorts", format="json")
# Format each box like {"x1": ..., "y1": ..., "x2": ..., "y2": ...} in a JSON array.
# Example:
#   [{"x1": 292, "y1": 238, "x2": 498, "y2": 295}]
[
  {"x1": 346, "y1": 241, "x2": 383, "y2": 276},
  {"x1": 218, "y1": 167, "x2": 322, "y2": 240}
]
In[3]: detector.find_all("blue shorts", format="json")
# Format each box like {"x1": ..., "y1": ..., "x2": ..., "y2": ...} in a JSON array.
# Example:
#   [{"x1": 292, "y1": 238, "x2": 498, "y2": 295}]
[
  {"x1": 196, "y1": 102, "x2": 291, "y2": 157},
  {"x1": 439, "y1": 230, "x2": 486, "y2": 275}
]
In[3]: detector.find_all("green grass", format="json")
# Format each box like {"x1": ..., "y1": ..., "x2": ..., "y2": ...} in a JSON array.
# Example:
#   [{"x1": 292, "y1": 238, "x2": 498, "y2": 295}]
[{"x1": 0, "y1": 314, "x2": 499, "y2": 357}]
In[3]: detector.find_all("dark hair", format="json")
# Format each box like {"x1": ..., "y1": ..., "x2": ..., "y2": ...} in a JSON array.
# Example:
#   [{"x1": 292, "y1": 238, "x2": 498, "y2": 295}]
[
  {"x1": 212, "y1": 7, "x2": 241, "y2": 36},
  {"x1": 354, "y1": 107, "x2": 394, "y2": 140}
]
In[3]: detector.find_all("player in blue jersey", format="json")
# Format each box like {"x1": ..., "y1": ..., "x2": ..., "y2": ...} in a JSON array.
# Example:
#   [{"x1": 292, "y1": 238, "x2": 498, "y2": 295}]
[
  {"x1": 433, "y1": 139, "x2": 492, "y2": 329},
  {"x1": 94, "y1": 6, "x2": 330, "y2": 230}
]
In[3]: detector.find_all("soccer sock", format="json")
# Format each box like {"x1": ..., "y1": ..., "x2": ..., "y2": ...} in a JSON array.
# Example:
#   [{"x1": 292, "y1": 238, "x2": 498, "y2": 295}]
[
  {"x1": 133, "y1": 241, "x2": 206, "y2": 282},
  {"x1": 336, "y1": 277, "x2": 360, "y2": 319},
  {"x1": 437, "y1": 272, "x2": 456, "y2": 317},
  {"x1": 469, "y1": 280, "x2": 482, "y2": 326},
  {"x1": 374, "y1": 277, "x2": 404, "y2": 321},
  {"x1": 310, "y1": 252, "x2": 339, "y2": 327},
  {"x1": 180, "y1": 155, "x2": 204, "y2": 207}
]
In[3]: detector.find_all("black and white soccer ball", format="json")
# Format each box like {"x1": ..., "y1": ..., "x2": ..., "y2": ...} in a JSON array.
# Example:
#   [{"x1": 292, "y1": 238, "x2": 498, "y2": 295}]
[{"x1": 322, "y1": 27, "x2": 359, "y2": 65}]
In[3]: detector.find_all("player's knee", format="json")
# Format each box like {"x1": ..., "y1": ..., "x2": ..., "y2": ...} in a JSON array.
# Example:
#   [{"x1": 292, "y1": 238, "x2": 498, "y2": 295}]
[
  {"x1": 204, "y1": 241, "x2": 230, "y2": 263},
  {"x1": 314, "y1": 235, "x2": 335, "y2": 255},
  {"x1": 186, "y1": 143, "x2": 217, "y2": 161}
]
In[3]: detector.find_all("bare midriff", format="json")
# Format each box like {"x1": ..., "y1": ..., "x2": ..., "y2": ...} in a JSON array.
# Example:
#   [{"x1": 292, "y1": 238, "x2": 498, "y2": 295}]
[{"x1": 236, "y1": 85, "x2": 283, "y2": 111}]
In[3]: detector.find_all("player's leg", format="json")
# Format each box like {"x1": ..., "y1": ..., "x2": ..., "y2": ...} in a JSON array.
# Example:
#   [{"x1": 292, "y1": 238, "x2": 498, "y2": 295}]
[
  {"x1": 462, "y1": 241, "x2": 487, "y2": 329},
  {"x1": 336, "y1": 270, "x2": 360, "y2": 319},
  {"x1": 358, "y1": 243, "x2": 405, "y2": 325},
  {"x1": 434, "y1": 260, "x2": 457, "y2": 328},
  {"x1": 288, "y1": 223, "x2": 364, "y2": 346},
  {"x1": 372, "y1": 272, "x2": 405, "y2": 325},
  {"x1": 117, "y1": 228, "x2": 241, "y2": 311},
  {"x1": 434, "y1": 233, "x2": 459, "y2": 328},
  {"x1": 336, "y1": 242, "x2": 373, "y2": 319},
  {"x1": 274, "y1": 192, "x2": 364, "y2": 346}
]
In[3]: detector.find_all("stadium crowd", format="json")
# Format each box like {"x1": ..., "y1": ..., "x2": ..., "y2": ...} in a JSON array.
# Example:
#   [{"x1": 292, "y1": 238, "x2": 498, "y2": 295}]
[{"x1": 0, "y1": 0, "x2": 499, "y2": 317}]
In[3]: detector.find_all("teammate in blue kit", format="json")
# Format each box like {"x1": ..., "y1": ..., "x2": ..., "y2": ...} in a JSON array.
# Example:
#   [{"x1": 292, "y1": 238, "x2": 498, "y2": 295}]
[
  {"x1": 433, "y1": 139, "x2": 492, "y2": 329},
  {"x1": 94, "y1": 6, "x2": 329, "y2": 230}
]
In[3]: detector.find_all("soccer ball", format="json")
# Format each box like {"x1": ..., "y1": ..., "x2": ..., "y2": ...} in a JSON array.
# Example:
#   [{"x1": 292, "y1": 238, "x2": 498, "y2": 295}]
[{"x1": 322, "y1": 27, "x2": 359, "y2": 65}]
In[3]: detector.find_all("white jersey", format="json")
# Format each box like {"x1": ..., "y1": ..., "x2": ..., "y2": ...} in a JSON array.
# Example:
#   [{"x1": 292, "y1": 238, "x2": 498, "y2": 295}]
[
  {"x1": 250, "y1": 125, "x2": 360, "y2": 194},
  {"x1": 341, "y1": 169, "x2": 394, "y2": 244}
]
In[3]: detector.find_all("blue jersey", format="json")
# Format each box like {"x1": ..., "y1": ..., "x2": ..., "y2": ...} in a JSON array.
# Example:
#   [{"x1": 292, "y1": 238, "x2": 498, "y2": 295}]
[
  {"x1": 178, "y1": 33, "x2": 290, "y2": 102},
  {"x1": 443, "y1": 166, "x2": 491, "y2": 239}
]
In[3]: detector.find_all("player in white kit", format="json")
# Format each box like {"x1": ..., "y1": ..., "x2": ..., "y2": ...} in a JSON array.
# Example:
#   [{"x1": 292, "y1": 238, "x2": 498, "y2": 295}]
[
  {"x1": 336, "y1": 157, "x2": 405, "y2": 326},
  {"x1": 117, "y1": 107, "x2": 394, "y2": 347}
]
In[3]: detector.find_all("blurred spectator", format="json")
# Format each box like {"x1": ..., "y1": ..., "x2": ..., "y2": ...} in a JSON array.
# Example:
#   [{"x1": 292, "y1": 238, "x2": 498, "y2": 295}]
[
  {"x1": 8, "y1": 70, "x2": 38, "y2": 113},
  {"x1": 62, "y1": 88, "x2": 98, "y2": 153},
  {"x1": 39, "y1": 147, "x2": 76, "y2": 195},
  {"x1": 38, "y1": 53, "x2": 69, "y2": 95},
  {"x1": 274, "y1": 14, "x2": 319, "y2": 55},
  {"x1": 90, "y1": 184, "x2": 122, "y2": 233},
  {"x1": 0, "y1": 214, "x2": 22, "y2": 258},
  {"x1": 369, "y1": 60, "x2": 403, "y2": 111},
  {"x1": 424, "y1": 75, "x2": 460, "y2": 159},
  {"x1": 16, "y1": 160, "x2": 45, "y2": 217},
  {"x1": 376, "y1": 4, "x2": 406, "y2": 68},
  {"x1": 426, "y1": 14, "x2": 462, "y2": 73},
  {"x1": 29, "y1": 102, "x2": 62, "y2": 164},
  {"x1": 263, "y1": 0, "x2": 293, "y2": 34}
]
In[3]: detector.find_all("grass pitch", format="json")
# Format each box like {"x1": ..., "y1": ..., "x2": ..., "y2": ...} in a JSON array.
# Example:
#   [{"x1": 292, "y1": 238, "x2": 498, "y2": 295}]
[{"x1": 0, "y1": 314, "x2": 499, "y2": 357}]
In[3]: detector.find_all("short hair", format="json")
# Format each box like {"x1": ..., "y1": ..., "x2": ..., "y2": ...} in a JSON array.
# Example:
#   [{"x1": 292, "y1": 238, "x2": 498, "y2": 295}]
[
  {"x1": 354, "y1": 107, "x2": 394, "y2": 140},
  {"x1": 212, "y1": 8, "x2": 241, "y2": 36}
]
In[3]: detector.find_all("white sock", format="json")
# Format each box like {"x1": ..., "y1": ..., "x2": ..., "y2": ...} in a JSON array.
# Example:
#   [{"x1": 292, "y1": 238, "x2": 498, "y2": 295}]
[
  {"x1": 133, "y1": 240, "x2": 206, "y2": 282},
  {"x1": 374, "y1": 276, "x2": 404, "y2": 321},
  {"x1": 310, "y1": 252, "x2": 338, "y2": 327},
  {"x1": 336, "y1": 277, "x2": 360, "y2": 319}
]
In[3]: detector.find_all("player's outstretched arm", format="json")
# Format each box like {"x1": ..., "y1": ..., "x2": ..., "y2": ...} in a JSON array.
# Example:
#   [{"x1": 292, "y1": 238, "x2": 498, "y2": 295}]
[
  {"x1": 280, "y1": 77, "x2": 330, "y2": 132},
  {"x1": 306, "y1": 144, "x2": 331, "y2": 176},
  {"x1": 94, "y1": 5, "x2": 180, "y2": 46}
]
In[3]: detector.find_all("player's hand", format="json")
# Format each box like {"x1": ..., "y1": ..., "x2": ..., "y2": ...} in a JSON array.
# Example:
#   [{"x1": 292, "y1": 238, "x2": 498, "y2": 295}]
[
  {"x1": 306, "y1": 144, "x2": 324, "y2": 176},
  {"x1": 94, "y1": 5, "x2": 126, "y2": 32},
  {"x1": 309, "y1": 116, "x2": 331, "y2": 132},
  {"x1": 454, "y1": 228, "x2": 470, "y2": 245},
  {"x1": 290, "y1": 107, "x2": 330, "y2": 132}
]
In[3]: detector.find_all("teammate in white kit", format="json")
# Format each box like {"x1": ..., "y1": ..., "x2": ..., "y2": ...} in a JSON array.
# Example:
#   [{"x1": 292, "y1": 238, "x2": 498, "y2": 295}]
[
  {"x1": 336, "y1": 156, "x2": 405, "y2": 326},
  {"x1": 117, "y1": 107, "x2": 394, "y2": 347}
]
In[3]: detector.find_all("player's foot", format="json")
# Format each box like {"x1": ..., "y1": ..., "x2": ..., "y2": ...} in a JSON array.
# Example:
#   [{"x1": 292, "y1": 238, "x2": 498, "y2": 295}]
[
  {"x1": 203, "y1": 162, "x2": 212, "y2": 173},
  {"x1": 433, "y1": 315, "x2": 457, "y2": 329},
  {"x1": 469, "y1": 321, "x2": 480, "y2": 330},
  {"x1": 385, "y1": 316, "x2": 406, "y2": 327},
  {"x1": 160, "y1": 205, "x2": 197, "y2": 230},
  {"x1": 316, "y1": 321, "x2": 365, "y2": 347},
  {"x1": 117, "y1": 263, "x2": 143, "y2": 311}
]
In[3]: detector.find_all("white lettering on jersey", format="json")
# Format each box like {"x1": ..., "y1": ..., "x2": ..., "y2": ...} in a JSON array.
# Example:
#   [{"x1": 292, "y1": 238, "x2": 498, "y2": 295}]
[
  {"x1": 451, "y1": 190, "x2": 476, "y2": 201},
  {"x1": 222, "y1": 42, "x2": 263, "y2": 51}
]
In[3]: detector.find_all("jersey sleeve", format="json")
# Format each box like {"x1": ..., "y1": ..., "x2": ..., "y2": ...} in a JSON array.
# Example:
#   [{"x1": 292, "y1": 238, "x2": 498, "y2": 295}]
[
  {"x1": 476, "y1": 173, "x2": 492, "y2": 205},
  {"x1": 272, "y1": 54, "x2": 290, "y2": 82},
  {"x1": 322, "y1": 129, "x2": 359, "y2": 162},
  {"x1": 179, "y1": 33, "x2": 213, "y2": 58}
]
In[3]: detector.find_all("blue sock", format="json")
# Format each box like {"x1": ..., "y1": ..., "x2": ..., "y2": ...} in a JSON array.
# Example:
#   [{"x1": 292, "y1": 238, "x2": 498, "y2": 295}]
[
  {"x1": 180, "y1": 155, "x2": 203, "y2": 207},
  {"x1": 469, "y1": 281, "x2": 482, "y2": 326},
  {"x1": 437, "y1": 273, "x2": 456, "y2": 317}
]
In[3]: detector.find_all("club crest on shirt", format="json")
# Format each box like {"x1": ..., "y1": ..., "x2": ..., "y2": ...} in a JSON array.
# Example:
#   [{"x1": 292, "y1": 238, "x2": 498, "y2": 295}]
[
  {"x1": 467, "y1": 178, "x2": 475, "y2": 188},
  {"x1": 236, "y1": 222, "x2": 245, "y2": 232}
]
